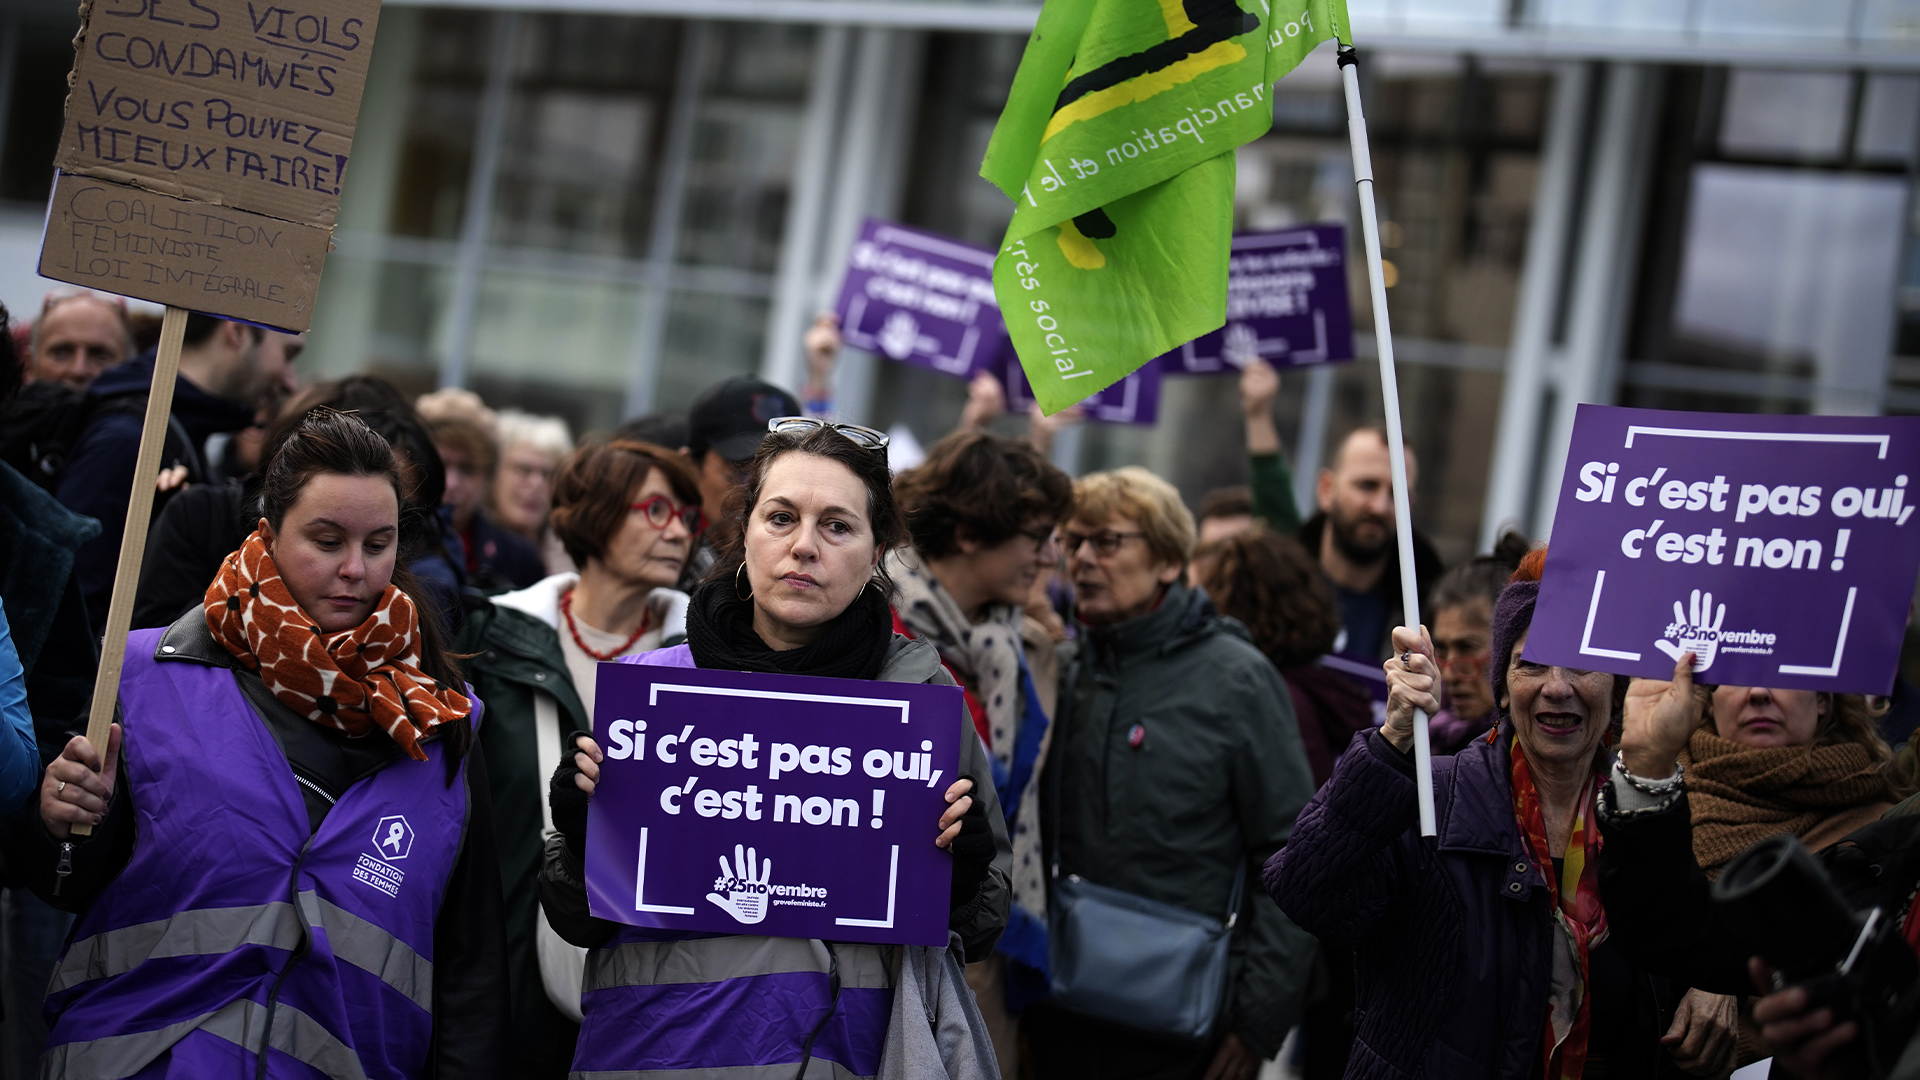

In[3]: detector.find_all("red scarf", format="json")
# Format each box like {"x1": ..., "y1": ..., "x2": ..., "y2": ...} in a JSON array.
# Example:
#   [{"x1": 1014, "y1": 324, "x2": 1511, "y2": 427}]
[
  {"x1": 1510, "y1": 739, "x2": 1609, "y2": 1080},
  {"x1": 204, "y1": 528, "x2": 470, "y2": 761}
]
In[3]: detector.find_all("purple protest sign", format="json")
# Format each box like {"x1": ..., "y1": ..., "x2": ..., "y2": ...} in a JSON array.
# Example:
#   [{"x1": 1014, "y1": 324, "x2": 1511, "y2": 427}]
[
  {"x1": 833, "y1": 219, "x2": 1009, "y2": 379},
  {"x1": 1161, "y1": 224, "x2": 1355, "y2": 375},
  {"x1": 584, "y1": 663, "x2": 964, "y2": 947},
  {"x1": 1001, "y1": 354, "x2": 1163, "y2": 425},
  {"x1": 1528, "y1": 405, "x2": 1920, "y2": 694}
]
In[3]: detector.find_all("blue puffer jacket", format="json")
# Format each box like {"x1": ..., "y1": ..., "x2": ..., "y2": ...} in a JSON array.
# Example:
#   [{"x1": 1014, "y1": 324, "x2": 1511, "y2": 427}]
[{"x1": 1265, "y1": 724, "x2": 1680, "y2": 1080}]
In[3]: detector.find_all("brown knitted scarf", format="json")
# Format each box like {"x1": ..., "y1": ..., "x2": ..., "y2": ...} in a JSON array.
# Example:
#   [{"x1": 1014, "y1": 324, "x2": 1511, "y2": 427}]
[{"x1": 1680, "y1": 728, "x2": 1895, "y2": 879}]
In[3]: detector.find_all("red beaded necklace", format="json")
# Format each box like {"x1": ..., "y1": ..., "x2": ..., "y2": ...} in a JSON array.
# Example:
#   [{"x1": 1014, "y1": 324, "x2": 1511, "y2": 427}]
[{"x1": 559, "y1": 587, "x2": 652, "y2": 661}]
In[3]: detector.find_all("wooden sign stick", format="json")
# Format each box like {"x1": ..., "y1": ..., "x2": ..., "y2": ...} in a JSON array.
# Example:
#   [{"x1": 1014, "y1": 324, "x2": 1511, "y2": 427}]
[{"x1": 71, "y1": 305, "x2": 187, "y2": 838}]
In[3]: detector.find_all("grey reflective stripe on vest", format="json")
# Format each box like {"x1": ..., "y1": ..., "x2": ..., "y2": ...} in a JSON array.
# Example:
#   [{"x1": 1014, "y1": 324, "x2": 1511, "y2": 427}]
[
  {"x1": 301, "y1": 891, "x2": 434, "y2": 1011},
  {"x1": 574, "y1": 1063, "x2": 866, "y2": 1080},
  {"x1": 40, "y1": 997, "x2": 369, "y2": 1080},
  {"x1": 583, "y1": 936, "x2": 896, "y2": 994},
  {"x1": 50, "y1": 902, "x2": 304, "y2": 995},
  {"x1": 50, "y1": 895, "x2": 432, "y2": 1010}
]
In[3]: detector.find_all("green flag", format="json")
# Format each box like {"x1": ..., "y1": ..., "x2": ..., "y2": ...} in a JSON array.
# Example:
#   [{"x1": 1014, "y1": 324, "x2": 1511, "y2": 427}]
[{"x1": 981, "y1": 0, "x2": 1350, "y2": 414}]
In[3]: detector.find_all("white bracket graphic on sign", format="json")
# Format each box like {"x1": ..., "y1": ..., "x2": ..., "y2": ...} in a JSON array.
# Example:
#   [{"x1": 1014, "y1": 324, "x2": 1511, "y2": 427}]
[
  {"x1": 651, "y1": 682, "x2": 913, "y2": 723},
  {"x1": 1778, "y1": 587, "x2": 1858, "y2": 678},
  {"x1": 634, "y1": 827, "x2": 697, "y2": 915},
  {"x1": 1623, "y1": 427, "x2": 1889, "y2": 458},
  {"x1": 843, "y1": 294, "x2": 983, "y2": 376},
  {"x1": 1176, "y1": 310, "x2": 1329, "y2": 373},
  {"x1": 834, "y1": 845, "x2": 900, "y2": 930},
  {"x1": 1579, "y1": 571, "x2": 1642, "y2": 662}
]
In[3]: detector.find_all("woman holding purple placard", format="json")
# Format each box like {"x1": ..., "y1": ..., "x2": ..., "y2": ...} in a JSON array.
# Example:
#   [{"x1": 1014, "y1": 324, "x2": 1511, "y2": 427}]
[
  {"x1": 539, "y1": 417, "x2": 1011, "y2": 1079},
  {"x1": 1267, "y1": 548, "x2": 1686, "y2": 1080}
]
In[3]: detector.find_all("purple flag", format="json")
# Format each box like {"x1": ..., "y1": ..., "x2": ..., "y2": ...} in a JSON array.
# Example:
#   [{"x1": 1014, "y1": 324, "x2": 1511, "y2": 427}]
[
  {"x1": 1528, "y1": 404, "x2": 1920, "y2": 694},
  {"x1": 1001, "y1": 354, "x2": 1163, "y2": 425},
  {"x1": 833, "y1": 219, "x2": 1009, "y2": 379},
  {"x1": 584, "y1": 664, "x2": 964, "y2": 947},
  {"x1": 1161, "y1": 224, "x2": 1355, "y2": 375}
]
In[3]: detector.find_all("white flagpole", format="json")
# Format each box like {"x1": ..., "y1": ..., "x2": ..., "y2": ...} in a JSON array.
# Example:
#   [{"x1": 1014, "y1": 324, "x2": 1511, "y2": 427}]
[{"x1": 1338, "y1": 45, "x2": 1436, "y2": 837}]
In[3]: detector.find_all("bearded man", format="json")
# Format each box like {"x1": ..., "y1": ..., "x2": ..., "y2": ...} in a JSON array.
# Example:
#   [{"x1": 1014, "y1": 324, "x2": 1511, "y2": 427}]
[{"x1": 1298, "y1": 426, "x2": 1442, "y2": 664}]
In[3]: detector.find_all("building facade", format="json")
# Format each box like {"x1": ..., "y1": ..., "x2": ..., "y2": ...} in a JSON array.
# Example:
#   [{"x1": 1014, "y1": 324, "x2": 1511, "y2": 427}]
[{"x1": 0, "y1": 0, "x2": 1916, "y2": 563}]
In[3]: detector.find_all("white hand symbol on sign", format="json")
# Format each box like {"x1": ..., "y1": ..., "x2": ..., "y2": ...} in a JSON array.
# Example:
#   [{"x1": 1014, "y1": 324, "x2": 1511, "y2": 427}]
[
  {"x1": 1654, "y1": 588, "x2": 1725, "y2": 673},
  {"x1": 706, "y1": 844, "x2": 773, "y2": 925}
]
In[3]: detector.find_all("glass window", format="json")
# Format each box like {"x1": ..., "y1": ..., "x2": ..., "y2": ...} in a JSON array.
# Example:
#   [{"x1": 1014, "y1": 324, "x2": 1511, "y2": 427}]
[
  {"x1": 1630, "y1": 66, "x2": 1913, "y2": 417},
  {"x1": 388, "y1": 11, "x2": 492, "y2": 241},
  {"x1": 1674, "y1": 166, "x2": 1905, "y2": 379},
  {"x1": 0, "y1": 17, "x2": 77, "y2": 204},
  {"x1": 1856, "y1": 74, "x2": 1920, "y2": 164},
  {"x1": 491, "y1": 16, "x2": 681, "y2": 258},
  {"x1": 681, "y1": 23, "x2": 817, "y2": 278},
  {"x1": 1719, "y1": 70, "x2": 1852, "y2": 160}
]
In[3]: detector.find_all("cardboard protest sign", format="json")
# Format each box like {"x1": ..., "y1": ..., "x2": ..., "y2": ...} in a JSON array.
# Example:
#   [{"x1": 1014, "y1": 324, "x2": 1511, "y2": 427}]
[
  {"x1": 1161, "y1": 224, "x2": 1354, "y2": 374},
  {"x1": 1001, "y1": 354, "x2": 1162, "y2": 425},
  {"x1": 585, "y1": 664, "x2": 965, "y2": 947},
  {"x1": 834, "y1": 219, "x2": 1010, "y2": 379},
  {"x1": 38, "y1": 0, "x2": 381, "y2": 330},
  {"x1": 1529, "y1": 405, "x2": 1920, "y2": 693}
]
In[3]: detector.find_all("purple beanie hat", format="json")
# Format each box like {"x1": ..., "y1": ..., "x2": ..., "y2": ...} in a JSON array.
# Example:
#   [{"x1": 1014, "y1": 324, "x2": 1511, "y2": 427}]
[{"x1": 1488, "y1": 578, "x2": 1539, "y2": 718}]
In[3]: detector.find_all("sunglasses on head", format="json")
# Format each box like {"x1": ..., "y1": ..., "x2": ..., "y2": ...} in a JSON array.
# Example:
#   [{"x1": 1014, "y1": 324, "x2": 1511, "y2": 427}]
[{"x1": 766, "y1": 416, "x2": 889, "y2": 452}]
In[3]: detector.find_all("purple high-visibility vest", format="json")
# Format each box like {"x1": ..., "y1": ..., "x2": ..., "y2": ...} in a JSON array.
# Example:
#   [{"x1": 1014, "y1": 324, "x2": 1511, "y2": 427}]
[
  {"x1": 569, "y1": 644, "x2": 896, "y2": 1079},
  {"x1": 41, "y1": 627, "x2": 473, "y2": 1080}
]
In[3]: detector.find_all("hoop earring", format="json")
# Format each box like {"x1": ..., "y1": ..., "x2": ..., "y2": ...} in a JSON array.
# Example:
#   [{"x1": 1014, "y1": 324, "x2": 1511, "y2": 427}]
[{"x1": 735, "y1": 563, "x2": 753, "y2": 602}]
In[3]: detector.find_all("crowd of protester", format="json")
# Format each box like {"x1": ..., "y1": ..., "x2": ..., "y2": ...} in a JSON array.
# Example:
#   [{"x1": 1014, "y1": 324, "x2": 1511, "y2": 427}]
[{"x1": 0, "y1": 291, "x2": 1916, "y2": 1080}]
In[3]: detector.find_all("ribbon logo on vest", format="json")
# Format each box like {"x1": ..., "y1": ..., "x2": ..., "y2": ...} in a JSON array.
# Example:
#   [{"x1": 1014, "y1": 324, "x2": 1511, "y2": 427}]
[
  {"x1": 353, "y1": 815, "x2": 415, "y2": 899},
  {"x1": 375, "y1": 815, "x2": 416, "y2": 860}
]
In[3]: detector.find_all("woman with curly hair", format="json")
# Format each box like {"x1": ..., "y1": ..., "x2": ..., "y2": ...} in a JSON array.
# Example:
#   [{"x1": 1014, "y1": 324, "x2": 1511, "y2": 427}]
[
  {"x1": 1197, "y1": 528, "x2": 1370, "y2": 788},
  {"x1": 886, "y1": 429, "x2": 1074, "y2": 1076}
]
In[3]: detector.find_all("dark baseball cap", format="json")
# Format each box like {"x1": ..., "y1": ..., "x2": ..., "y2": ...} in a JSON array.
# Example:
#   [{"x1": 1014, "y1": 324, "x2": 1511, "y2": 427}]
[{"x1": 688, "y1": 376, "x2": 802, "y2": 463}]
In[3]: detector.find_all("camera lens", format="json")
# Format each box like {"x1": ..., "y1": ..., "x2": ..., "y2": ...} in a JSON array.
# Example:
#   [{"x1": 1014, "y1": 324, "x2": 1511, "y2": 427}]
[{"x1": 1712, "y1": 835, "x2": 1860, "y2": 981}]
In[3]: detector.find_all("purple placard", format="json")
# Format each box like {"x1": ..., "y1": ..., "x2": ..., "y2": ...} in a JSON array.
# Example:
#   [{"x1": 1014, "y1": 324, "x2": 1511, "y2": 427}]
[
  {"x1": 1161, "y1": 224, "x2": 1355, "y2": 375},
  {"x1": 1528, "y1": 405, "x2": 1920, "y2": 694},
  {"x1": 583, "y1": 664, "x2": 963, "y2": 947},
  {"x1": 1001, "y1": 355, "x2": 1163, "y2": 425},
  {"x1": 833, "y1": 219, "x2": 1009, "y2": 379}
]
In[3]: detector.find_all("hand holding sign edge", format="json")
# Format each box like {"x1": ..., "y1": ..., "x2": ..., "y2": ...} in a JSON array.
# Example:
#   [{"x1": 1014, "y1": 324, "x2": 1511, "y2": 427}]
[{"x1": 1620, "y1": 652, "x2": 1703, "y2": 780}]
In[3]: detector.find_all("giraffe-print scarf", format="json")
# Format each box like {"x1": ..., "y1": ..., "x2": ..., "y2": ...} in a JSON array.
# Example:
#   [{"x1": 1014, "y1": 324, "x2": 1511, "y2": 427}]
[{"x1": 203, "y1": 528, "x2": 470, "y2": 761}]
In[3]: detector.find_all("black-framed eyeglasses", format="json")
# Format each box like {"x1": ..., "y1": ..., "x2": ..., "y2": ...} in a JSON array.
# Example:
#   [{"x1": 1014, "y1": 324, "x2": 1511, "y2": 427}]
[
  {"x1": 1062, "y1": 529, "x2": 1147, "y2": 557},
  {"x1": 766, "y1": 416, "x2": 889, "y2": 452},
  {"x1": 1017, "y1": 524, "x2": 1058, "y2": 550},
  {"x1": 629, "y1": 495, "x2": 708, "y2": 534}
]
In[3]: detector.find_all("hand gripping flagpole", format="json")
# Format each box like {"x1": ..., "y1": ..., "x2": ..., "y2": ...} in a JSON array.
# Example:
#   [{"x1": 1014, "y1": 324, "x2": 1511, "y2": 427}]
[{"x1": 1338, "y1": 45, "x2": 1436, "y2": 837}]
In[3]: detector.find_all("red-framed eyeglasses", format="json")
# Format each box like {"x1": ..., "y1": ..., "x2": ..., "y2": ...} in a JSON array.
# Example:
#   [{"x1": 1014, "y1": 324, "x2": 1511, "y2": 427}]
[{"x1": 631, "y1": 495, "x2": 707, "y2": 534}]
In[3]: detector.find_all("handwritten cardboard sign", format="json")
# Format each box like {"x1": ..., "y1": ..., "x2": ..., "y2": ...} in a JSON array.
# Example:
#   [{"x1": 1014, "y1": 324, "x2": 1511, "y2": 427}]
[
  {"x1": 1002, "y1": 354, "x2": 1163, "y2": 425},
  {"x1": 834, "y1": 219, "x2": 1009, "y2": 379},
  {"x1": 1529, "y1": 405, "x2": 1920, "y2": 693},
  {"x1": 1161, "y1": 224, "x2": 1354, "y2": 375},
  {"x1": 585, "y1": 663, "x2": 964, "y2": 947},
  {"x1": 39, "y1": 0, "x2": 381, "y2": 330}
]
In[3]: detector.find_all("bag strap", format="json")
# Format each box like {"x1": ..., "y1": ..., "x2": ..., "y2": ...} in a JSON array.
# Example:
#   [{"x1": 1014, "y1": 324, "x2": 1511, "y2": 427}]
[{"x1": 1224, "y1": 859, "x2": 1247, "y2": 929}]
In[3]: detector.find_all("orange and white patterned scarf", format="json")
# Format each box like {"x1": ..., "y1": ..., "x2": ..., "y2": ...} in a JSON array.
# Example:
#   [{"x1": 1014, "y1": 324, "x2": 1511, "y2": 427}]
[
  {"x1": 204, "y1": 528, "x2": 470, "y2": 761},
  {"x1": 1511, "y1": 738, "x2": 1609, "y2": 1080}
]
